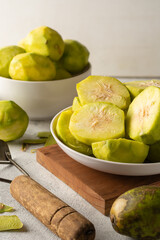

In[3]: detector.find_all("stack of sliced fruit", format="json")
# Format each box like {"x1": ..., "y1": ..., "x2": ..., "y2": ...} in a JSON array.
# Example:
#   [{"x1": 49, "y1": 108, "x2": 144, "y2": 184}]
[{"x1": 55, "y1": 76, "x2": 160, "y2": 164}]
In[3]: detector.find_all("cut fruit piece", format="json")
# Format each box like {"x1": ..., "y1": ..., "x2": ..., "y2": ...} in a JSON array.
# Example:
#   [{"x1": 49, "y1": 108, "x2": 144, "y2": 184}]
[
  {"x1": 92, "y1": 138, "x2": 149, "y2": 163},
  {"x1": 126, "y1": 86, "x2": 160, "y2": 144},
  {"x1": 146, "y1": 141, "x2": 160, "y2": 163},
  {"x1": 72, "y1": 97, "x2": 82, "y2": 111},
  {"x1": 125, "y1": 79, "x2": 160, "y2": 99},
  {"x1": 0, "y1": 215, "x2": 23, "y2": 231},
  {"x1": 77, "y1": 76, "x2": 131, "y2": 110},
  {"x1": 56, "y1": 109, "x2": 92, "y2": 155},
  {"x1": 69, "y1": 102, "x2": 125, "y2": 145}
]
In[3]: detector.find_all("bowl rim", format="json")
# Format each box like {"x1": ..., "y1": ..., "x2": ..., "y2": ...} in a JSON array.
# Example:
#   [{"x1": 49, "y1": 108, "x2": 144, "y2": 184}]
[
  {"x1": 0, "y1": 63, "x2": 91, "y2": 84},
  {"x1": 50, "y1": 106, "x2": 160, "y2": 167}
]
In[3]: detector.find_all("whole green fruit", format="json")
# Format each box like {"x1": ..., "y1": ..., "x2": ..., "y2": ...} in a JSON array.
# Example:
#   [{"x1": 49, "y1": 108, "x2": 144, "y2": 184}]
[
  {"x1": 110, "y1": 185, "x2": 160, "y2": 240},
  {"x1": 0, "y1": 100, "x2": 29, "y2": 141},
  {"x1": 60, "y1": 39, "x2": 89, "y2": 74},
  {"x1": 0, "y1": 46, "x2": 25, "y2": 78}
]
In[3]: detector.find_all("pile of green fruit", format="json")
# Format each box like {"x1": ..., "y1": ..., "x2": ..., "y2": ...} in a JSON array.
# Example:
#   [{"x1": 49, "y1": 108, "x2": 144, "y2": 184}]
[
  {"x1": 0, "y1": 26, "x2": 90, "y2": 81},
  {"x1": 55, "y1": 75, "x2": 160, "y2": 163}
]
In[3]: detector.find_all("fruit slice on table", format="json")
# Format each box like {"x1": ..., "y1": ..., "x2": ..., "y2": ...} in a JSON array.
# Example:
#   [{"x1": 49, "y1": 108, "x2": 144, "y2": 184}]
[
  {"x1": 92, "y1": 138, "x2": 149, "y2": 163},
  {"x1": 0, "y1": 215, "x2": 23, "y2": 231},
  {"x1": 0, "y1": 45, "x2": 25, "y2": 78},
  {"x1": 19, "y1": 26, "x2": 64, "y2": 61},
  {"x1": 72, "y1": 97, "x2": 82, "y2": 111},
  {"x1": 125, "y1": 79, "x2": 160, "y2": 99},
  {"x1": 126, "y1": 86, "x2": 160, "y2": 144},
  {"x1": 77, "y1": 76, "x2": 130, "y2": 110},
  {"x1": 9, "y1": 52, "x2": 56, "y2": 81},
  {"x1": 56, "y1": 109, "x2": 92, "y2": 155},
  {"x1": 69, "y1": 102, "x2": 125, "y2": 145}
]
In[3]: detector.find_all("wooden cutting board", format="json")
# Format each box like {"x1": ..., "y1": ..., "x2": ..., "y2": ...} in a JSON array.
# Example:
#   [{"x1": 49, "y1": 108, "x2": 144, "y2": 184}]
[{"x1": 37, "y1": 145, "x2": 160, "y2": 216}]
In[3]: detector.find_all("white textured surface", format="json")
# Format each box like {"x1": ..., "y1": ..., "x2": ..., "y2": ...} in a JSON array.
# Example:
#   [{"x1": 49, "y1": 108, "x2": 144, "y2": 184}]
[{"x1": 0, "y1": 120, "x2": 131, "y2": 240}]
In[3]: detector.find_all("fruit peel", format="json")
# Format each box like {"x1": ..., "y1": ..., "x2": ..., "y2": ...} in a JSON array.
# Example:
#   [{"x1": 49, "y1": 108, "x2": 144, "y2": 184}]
[{"x1": 0, "y1": 215, "x2": 23, "y2": 231}]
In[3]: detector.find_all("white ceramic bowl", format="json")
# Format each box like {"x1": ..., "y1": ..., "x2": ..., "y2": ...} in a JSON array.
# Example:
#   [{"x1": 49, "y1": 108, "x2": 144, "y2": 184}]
[
  {"x1": 50, "y1": 107, "x2": 160, "y2": 176},
  {"x1": 0, "y1": 64, "x2": 91, "y2": 120}
]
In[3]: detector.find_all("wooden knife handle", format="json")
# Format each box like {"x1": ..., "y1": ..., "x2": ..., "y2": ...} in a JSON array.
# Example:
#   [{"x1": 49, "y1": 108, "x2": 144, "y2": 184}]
[{"x1": 10, "y1": 175, "x2": 95, "y2": 240}]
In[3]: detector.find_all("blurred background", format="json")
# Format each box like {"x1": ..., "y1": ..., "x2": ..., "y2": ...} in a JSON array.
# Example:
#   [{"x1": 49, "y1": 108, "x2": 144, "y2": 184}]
[{"x1": 0, "y1": 0, "x2": 160, "y2": 77}]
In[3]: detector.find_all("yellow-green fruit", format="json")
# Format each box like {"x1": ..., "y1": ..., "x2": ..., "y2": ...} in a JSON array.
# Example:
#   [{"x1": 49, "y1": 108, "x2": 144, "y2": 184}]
[
  {"x1": 60, "y1": 39, "x2": 89, "y2": 73},
  {"x1": 146, "y1": 141, "x2": 160, "y2": 163},
  {"x1": 0, "y1": 215, "x2": 23, "y2": 231},
  {"x1": 126, "y1": 86, "x2": 160, "y2": 144},
  {"x1": 77, "y1": 76, "x2": 131, "y2": 110},
  {"x1": 92, "y1": 138, "x2": 149, "y2": 163},
  {"x1": 19, "y1": 26, "x2": 64, "y2": 61},
  {"x1": 72, "y1": 97, "x2": 82, "y2": 111},
  {"x1": 69, "y1": 102, "x2": 125, "y2": 145},
  {"x1": 110, "y1": 186, "x2": 160, "y2": 239},
  {"x1": 9, "y1": 53, "x2": 56, "y2": 81},
  {"x1": 54, "y1": 62, "x2": 72, "y2": 80},
  {"x1": 125, "y1": 79, "x2": 160, "y2": 100},
  {"x1": 0, "y1": 100, "x2": 29, "y2": 141},
  {"x1": 0, "y1": 46, "x2": 25, "y2": 78},
  {"x1": 56, "y1": 109, "x2": 92, "y2": 155}
]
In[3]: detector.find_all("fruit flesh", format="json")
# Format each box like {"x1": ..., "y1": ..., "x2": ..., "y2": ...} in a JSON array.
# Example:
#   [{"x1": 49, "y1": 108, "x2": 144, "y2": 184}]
[
  {"x1": 60, "y1": 39, "x2": 89, "y2": 73},
  {"x1": 0, "y1": 45, "x2": 25, "y2": 78},
  {"x1": 110, "y1": 186, "x2": 160, "y2": 239},
  {"x1": 125, "y1": 79, "x2": 160, "y2": 99},
  {"x1": 72, "y1": 97, "x2": 82, "y2": 111},
  {"x1": 18, "y1": 26, "x2": 64, "y2": 61},
  {"x1": 56, "y1": 109, "x2": 92, "y2": 155},
  {"x1": 92, "y1": 138, "x2": 149, "y2": 163},
  {"x1": 9, "y1": 52, "x2": 56, "y2": 81},
  {"x1": 126, "y1": 86, "x2": 160, "y2": 144},
  {"x1": 0, "y1": 100, "x2": 29, "y2": 141},
  {"x1": 0, "y1": 215, "x2": 23, "y2": 231},
  {"x1": 77, "y1": 76, "x2": 130, "y2": 110},
  {"x1": 69, "y1": 102, "x2": 125, "y2": 145}
]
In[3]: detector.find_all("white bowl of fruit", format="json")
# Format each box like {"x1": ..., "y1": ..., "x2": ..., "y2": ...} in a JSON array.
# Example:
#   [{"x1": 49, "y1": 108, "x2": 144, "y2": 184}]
[
  {"x1": 0, "y1": 26, "x2": 91, "y2": 120},
  {"x1": 50, "y1": 76, "x2": 160, "y2": 176}
]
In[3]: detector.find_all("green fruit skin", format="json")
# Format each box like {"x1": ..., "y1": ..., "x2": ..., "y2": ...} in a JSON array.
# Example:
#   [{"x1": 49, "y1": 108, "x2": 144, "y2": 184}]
[
  {"x1": 9, "y1": 52, "x2": 56, "y2": 81},
  {"x1": 60, "y1": 39, "x2": 89, "y2": 74},
  {"x1": 110, "y1": 186, "x2": 160, "y2": 240},
  {"x1": 146, "y1": 141, "x2": 160, "y2": 162},
  {"x1": 92, "y1": 138, "x2": 149, "y2": 163},
  {"x1": 56, "y1": 109, "x2": 92, "y2": 156},
  {"x1": 125, "y1": 84, "x2": 143, "y2": 100},
  {"x1": 126, "y1": 86, "x2": 160, "y2": 144},
  {"x1": 19, "y1": 26, "x2": 64, "y2": 61},
  {"x1": 0, "y1": 100, "x2": 29, "y2": 141},
  {"x1": 0, "y1": 46, "x2": 25, "y2": 78},
  {"x1": 54, "y1": 62, "x2": 72, "y2": 80},
  {"x1": 0, "y1": 215, "x2": 23, "y2": 231}
]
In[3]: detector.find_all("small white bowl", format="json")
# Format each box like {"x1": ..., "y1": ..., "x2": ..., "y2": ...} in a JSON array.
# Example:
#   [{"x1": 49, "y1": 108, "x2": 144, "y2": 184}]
[
  {"x1": 50, "y1": 107, "x2": 160, "y2": 176},
  {"x1": 0, "y1": 64, "x2": 91, "y2": 120}
]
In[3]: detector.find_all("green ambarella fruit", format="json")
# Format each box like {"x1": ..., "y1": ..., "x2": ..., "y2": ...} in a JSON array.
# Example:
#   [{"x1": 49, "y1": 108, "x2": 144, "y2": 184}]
[
  {"x1": 9, "y1": 52, "x2": 56, "y2": 81},
  {"x1": 18, "y1": 26, "x2": 64, "y2": 61},
  {"x1": 146, "y1": 141, "x2": 160, "y2": 163},
  {"x1": 0, "y1": 45, "x2": 25, "y2": 78},
  {"x1": 0, "y1": 100, "x2": 29, "y2": 141},
  {"x1": 54, "y1": 62, "x2": 72, "y2": 80},
  {"x1": 69, "y1": 102, "x2": 125, "y2": 145},
  {"x1": 72, "y1": 97, "x2": 82, "y2": 111},
  {"x1": 125, "y1": 79, "x2": 160, "y2": 99},
  {"x1": 56, "y1": 109, "x2": 92, "y2": 155},
  {"x1": 0, "y1": 215, "x2": 23, "y2": 231},
  {"x1": 92, "y1": 138, "x2": 149, "y2": 163},
  {"x1": 126, "y1": 86, "x2": 160, "y2": 144},
  {"x1": 110, "y1": 185, "x2": 160, "y2": 240},
  {"x1": 77, "y1": 76, "x2": 131, "y2": 110},
  {"x1": 60, "y1": 39, "x2": 89, "y2": 73}
]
